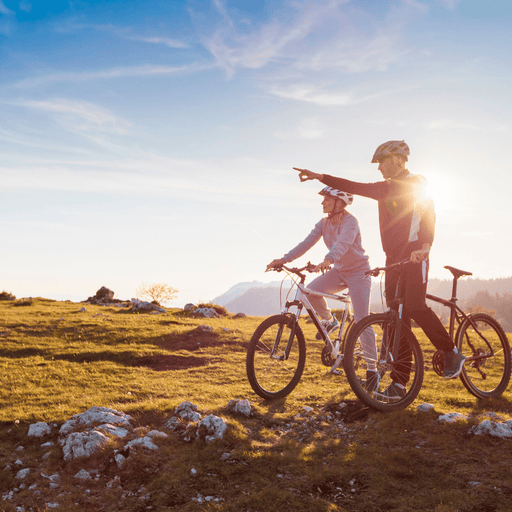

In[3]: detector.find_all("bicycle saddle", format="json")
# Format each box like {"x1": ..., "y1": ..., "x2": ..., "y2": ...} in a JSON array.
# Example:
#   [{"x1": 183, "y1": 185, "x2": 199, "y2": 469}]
[{"x1": 444, "y1": 265, "x2": 473, "y2": 279}]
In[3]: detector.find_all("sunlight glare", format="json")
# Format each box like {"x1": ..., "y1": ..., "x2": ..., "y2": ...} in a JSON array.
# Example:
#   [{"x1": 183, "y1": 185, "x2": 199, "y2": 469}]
[{"x1": 423, "y1": 171, "x2": 458, "y2": 212}]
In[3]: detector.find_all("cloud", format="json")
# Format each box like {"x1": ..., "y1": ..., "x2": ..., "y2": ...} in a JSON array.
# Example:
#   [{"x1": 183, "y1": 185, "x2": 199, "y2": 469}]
[
  {"x1": 126, "y1": 35, "x2": 189, "y2": 49},
  {"x1": 274, "y1": 117, "x2": 325, "y2": 140},
  {"x1": 16, "y1": 63, "x2": 208, "y2": 87},
  {"x1": 0, "y1": 0, "x2": 14, "y2": 15},
  {"x1": 19, "y1": 1, "x2": 31, "y2": 13},
  {"x1": 424, "y1": 119, "x2": 480, "y2": 131},
  {"x1": 17, "y1": 98, "x2": 132, "y2": 134}
]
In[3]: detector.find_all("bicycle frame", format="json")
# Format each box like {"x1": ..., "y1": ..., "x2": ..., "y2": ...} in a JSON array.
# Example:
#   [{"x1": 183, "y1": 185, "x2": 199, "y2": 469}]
[
  {"x1": 425, "y1": 292, "x2": 497, "y2": 364},
  {"x1": 274, "y1": 266, "x2": 352, "y2": 366}
]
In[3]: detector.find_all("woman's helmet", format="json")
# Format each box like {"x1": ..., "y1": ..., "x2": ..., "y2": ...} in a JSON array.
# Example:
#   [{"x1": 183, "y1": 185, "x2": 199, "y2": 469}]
[
  {"x1": 371, "y1": 140, "x2": 410, "y2": 163},
  {"x1": 319, "y1": 186, "x2": 353, "y2": 206}
]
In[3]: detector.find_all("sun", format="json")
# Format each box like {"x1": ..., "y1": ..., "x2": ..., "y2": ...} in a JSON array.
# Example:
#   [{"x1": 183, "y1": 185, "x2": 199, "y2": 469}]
[{"x1": 422, "y1": 171, "x2": 458, "y2": 213}]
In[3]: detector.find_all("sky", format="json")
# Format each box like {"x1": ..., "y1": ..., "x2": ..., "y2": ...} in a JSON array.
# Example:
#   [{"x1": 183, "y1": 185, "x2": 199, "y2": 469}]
[{"x1": 2, "y1": 0, "x2": 512, "y2": 307}]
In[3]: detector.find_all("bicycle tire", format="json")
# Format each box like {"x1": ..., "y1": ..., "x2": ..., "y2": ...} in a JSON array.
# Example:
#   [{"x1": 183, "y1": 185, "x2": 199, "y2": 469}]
[
  {"x1": 343, "y1": 313, "x2": 424, "y2": 412},
  {"x1": 457, "y1": 313, "x2": 511, "y2": 398},
  {"x1": 246, "y1": 314, "x2": 306, "y2": 400}
]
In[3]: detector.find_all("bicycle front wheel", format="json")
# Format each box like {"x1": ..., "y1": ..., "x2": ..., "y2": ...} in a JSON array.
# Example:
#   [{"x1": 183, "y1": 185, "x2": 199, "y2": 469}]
[
  {"x1": 343, "y1": 313, "x2": 424, "y2": 412},
  {"x1": 246, "y1": 314, "x2": 306, "y2": 400},
  {"x1": 457, "y1": 313, "x2": 511, "y2": 398}
]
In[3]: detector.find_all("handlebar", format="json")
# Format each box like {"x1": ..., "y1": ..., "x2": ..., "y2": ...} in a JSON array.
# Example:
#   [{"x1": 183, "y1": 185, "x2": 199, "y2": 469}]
[
  {"x1": 266, "y1": 262, "x2": 317, "y2": 276},
  {"x1": 365, "y1": 259, "x2": 411, "y2": 277}
]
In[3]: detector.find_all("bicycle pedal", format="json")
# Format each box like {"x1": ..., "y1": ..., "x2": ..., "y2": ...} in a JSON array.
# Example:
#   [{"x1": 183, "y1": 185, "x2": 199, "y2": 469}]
[{"x1": 330, "y1": 354, "x2": 344, "y2": 374}]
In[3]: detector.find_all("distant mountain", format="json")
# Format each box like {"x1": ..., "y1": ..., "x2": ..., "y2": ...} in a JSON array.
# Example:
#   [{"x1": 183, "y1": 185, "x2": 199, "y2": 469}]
[
  {"x1": 214, "y1": 275, "x2": 512, "y2": 318},
  {"x1": 212, "y1": 281, "x2": 281, "y2": 306}
]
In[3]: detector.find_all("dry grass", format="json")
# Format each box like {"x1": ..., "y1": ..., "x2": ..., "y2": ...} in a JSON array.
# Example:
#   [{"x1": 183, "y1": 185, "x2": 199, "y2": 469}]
[{"x1": 1, "y1": 298, "x2": 512, "y2": 511}]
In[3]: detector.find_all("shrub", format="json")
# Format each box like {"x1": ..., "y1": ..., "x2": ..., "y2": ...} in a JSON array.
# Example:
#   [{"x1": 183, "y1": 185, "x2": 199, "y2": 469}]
[
  {"x1": 0, "y1": 290, "x2": 15, "y2": 301},
  {"x1": 136, "y1": 283, "x2": 178, "y2": 305}
]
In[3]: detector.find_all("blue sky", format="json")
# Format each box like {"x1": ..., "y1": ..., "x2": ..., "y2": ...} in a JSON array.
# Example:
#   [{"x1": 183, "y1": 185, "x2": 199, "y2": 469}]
[{"x1": 2, "y1": 0, "x2": 512, "y2": 306}]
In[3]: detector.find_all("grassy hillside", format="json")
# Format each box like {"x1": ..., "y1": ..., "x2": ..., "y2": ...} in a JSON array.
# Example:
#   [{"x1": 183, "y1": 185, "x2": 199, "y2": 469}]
[{"x1": 1, "y1": 298, "x2": 512, "y2": 511}]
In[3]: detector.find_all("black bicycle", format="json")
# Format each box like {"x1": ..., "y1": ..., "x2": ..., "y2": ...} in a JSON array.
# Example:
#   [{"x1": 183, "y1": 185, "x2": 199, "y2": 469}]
[{"x1": 343, "y1": 261, "x2": 511, "y2": 412}]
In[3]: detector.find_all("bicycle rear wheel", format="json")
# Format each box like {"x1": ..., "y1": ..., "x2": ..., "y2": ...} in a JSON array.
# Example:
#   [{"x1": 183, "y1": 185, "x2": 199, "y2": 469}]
[
  {"x1": 343, "y1": 313, "x2": 424, "y2": 412},
  {"x1": 457, "y1": 313, "x2": 511, "y2": 398},
  {"x1": 246, "y1": 314, "x2": 306, "y2": 400}
]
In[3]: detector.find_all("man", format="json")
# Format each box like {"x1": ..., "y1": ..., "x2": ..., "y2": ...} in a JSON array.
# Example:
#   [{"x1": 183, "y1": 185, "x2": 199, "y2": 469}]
[{"x1": 294, "y1": 140, "x2": 465, "y2": 400}]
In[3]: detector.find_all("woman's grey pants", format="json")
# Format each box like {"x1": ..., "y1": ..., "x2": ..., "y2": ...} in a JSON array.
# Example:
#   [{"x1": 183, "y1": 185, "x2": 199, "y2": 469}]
[{"x1": 306, "y1": 267, "x2": 377, "y2": 364}]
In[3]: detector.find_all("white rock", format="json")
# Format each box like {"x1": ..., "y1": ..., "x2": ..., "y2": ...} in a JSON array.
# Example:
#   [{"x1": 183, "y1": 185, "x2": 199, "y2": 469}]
[
  {"x1": 15, "y1": 459, "x2": 23, "y2": 466},
  {"x1": 184, "y1": 303, "x2": 197, "y2": 311},
  {"x1": 417, "y1": 403, "x2": 435, "y2": 412},
  {"x1": 197, "y1": 415, "x2": 227, "y2": 443},
  {"x1": 46, "y1": 504, "x2": 59, "y2": 509},
  {"x1": 15, "y1": 468, "x2": 30, "y2": 480},
  {"x1": 62, "y1": 430, "x2": 111, "y2": 461},
  {"x1": 60, "y1": 406, "x2": 133, "y2": 435},
  {"x1": 469, "y1": 420, "x2": 512, "y2": 439},
  {"x1": 74, "y1": 469, "x2": 92, "y2": 480},
  {"x1": 233, "y1": 399, "x2": 252, "y2": 417},
  {"x1": 438, "y1": 412, "x2": 469, "y2": 423},
  {"x1": 190, "y1": 468, "x2": 197, "y2": 475},
  {"x1": 16, "y1": 446, "x2": 24, "y2": 452},
  {"x1": 115, "y1": 453, "x2": 126, "y2": 468},
  {"x1": 125, "y1": 437, "x2": 158, "y2": 450},
  {"x1": 41, "y1": 441, "x2": 55, "y2": 448},
  {"x1": 95, "y1": 423, "x2": 130, "y2": 438},
  {"x1": 194, "y1": 308, "x2": 220, "y2": 318},
  {"x1": 28, "y1": 422, "x2": 51, "y2": 437},
  {"x1": 147, "y1": 430, "x2": 168, "y2": 438},
  {"x1": 165, "y1": 417, "x2": 180, "y2": 430}
]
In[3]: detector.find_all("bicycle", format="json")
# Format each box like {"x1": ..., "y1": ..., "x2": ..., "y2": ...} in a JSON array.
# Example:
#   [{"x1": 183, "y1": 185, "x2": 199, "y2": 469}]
[
  {"x1": 245, "y1": 263, "x2": 354, "y2": 400},
  {"x1": 343, "y1": 261, "x2": 512, "y2": 412}
]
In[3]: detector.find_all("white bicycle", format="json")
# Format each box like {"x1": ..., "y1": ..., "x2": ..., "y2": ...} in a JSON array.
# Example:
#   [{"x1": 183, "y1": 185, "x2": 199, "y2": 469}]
[{"x1": 246, "y1": 263, "x2": 354, "y2": 400}]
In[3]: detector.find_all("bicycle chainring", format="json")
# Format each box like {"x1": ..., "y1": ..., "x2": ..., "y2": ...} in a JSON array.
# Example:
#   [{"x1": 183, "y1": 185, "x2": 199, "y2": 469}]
[
  {"x1": 321, "y1": 345, "x2": 336, "y2": 367},
  {"x1": 432, "y1": 350, "x2": 445, "y2": 377}
]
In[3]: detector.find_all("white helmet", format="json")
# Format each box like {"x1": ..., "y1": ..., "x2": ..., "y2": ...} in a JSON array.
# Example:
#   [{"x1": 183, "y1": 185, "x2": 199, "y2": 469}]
[
  {"x1": 319, "y1": 186, "x2": 353, "y2": 206},
  {"x1": 371, "y1": 140, "x2": 410, "y2": 163}
]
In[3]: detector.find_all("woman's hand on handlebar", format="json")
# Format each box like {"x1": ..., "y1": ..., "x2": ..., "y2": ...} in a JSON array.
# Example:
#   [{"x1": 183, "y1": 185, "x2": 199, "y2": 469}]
[
  {"x1": 293, "y1": 167, "x2": 324, "y2": 182},
  {"x1": 266, "y1": 258, "x2": 286, "y2": 271},
  {"x1": 314, "y1": 259, "x2": 331, "y2": 274}
]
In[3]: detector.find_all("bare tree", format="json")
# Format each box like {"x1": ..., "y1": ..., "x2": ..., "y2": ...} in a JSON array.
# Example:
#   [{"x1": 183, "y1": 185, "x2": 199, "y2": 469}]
[{"x1": 136, "y1": 283, "x2": 178, "y2": 305}]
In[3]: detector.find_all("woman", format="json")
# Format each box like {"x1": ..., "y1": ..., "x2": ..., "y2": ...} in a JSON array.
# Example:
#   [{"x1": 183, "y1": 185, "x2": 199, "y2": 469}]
[{"x1": 267, "y1": 186, "x2": 379, "y2": 390}]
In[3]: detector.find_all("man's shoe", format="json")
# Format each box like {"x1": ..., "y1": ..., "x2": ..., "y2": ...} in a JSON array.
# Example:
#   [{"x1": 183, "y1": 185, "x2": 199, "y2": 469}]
[
  {"x1": 374, "y1": 381, "x2": 406, "y2": 402},
  {"x1": 365, "y1": 369, "x2": 381, "y2": 394},
  {"x1": 444, "y1": 349, "x2": 466, "y2": 379},
  {"x1": 316, "y1": 316, "x2": 339, "y2": 340}
]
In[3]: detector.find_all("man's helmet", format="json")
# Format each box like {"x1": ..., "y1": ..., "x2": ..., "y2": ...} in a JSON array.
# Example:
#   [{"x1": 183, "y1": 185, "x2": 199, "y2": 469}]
[
  {"x1": 371, "y1": 140, "x2": 410, "y2": 163},
  {"x1": 319, "y1": 186, "x2": 353, "y2": 206}
]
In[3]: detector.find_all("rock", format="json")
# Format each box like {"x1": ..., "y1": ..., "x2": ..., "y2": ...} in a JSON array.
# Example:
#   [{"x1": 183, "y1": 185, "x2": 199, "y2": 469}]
[
  {"x1": 15, "y1": 468, "x2": 30, "y2": 480},
  {"x1": 95, "y1": 423, "x2": 130, "y2": 438},
  {"x1": 196, "y1": 415, "x2": 227, "y2": 443},
  {"x1": 125, "y1": 437, "x2": 158, "y2": 450},
  {"x1": 115, "y1": 453, "x2": 126, "y2": 468},
  {"x1": 175, "y1": 401, "x2": 202, "y2": 422},
  {"x1": 28, "y1": 422, "x2": 51, "y2": 437},
  {"x1": 194, "y1": 308, "x2": 220, "y2": 318},
  {"x1": 184, "y1": 303, "x2": 197, "y2": 311},
  {"x1": 147, "y1": 430, "x2": 168, "y2": 438},
  {"x1": 62, "y1": 430, "x2": 111, "y2": 461},
  {"x1": 60, "y1": 406, "x2": 133, "y2": 435},
  {"x1": 74, "y1": 469, "x2": 92, "y2": 480},
  {"x1": 95, "y1": 286, "x2": 115, "y2": 300},
  {"x1": 233, "y1": 312, "x2": 246, "y2": 318},
  {"x1": 130, "y1": 299, "x2": 166, "y2": 313},
  {"x1": 227, "y1": 399, "x2": 252, "y2": 417},
  {"x1": 190, "y1": 325, "x2": 214, "y2": 335},
  {"x1": 438, "y1": 413, "x2": 469, "y2": 423},
  {"x1": 469, "y1": 419, "x2": 512, "y2": 439},
  {"x1": 417, "y1": 403, "x2": 435, "y2": 412}
]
